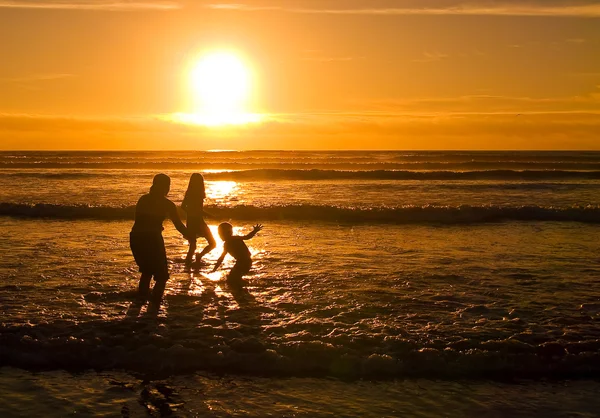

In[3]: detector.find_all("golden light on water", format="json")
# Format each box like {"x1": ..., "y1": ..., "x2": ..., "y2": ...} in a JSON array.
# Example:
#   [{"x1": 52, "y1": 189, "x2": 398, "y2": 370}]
[
  {"x1": 207, "y1": 181, "x2": 239, "y2": 202},
  {"x1": 203, "y1": 271, "x2": 224, "y2": 282},
  {"x1": 176, "y1": 51, "x2": 261, "y2": 127}
]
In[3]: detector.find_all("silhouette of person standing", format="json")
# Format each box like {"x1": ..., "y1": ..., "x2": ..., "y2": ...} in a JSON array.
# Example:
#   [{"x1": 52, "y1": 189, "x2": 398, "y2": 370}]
[
  {"x1": 130, "y1": 174, "x2": 189, "y2": 304},
  {"x1": 182, "y1": 173, "x2": 216, "y2": 267}
]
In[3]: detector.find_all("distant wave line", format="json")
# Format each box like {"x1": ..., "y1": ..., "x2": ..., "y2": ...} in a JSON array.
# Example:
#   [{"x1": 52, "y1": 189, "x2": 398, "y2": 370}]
[
  {"x1": 4, "y1": 162, "x2": 600, "y2": 171},
  {"x1": 2, "y1": 203, "x2": 599, "y2": 224},
  {"x1": 3, "y1": 169, "x2": 600, "y2": 181}
]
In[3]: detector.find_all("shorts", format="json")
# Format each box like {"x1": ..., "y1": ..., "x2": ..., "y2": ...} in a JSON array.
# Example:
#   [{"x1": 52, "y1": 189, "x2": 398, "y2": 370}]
[
  {"x1": 130, "y1": 232, "x2": 168, "y2": 277},
  {"x1": 187, "y1": 218, "x2": 212, "y2": 239},
  {"x1": 228, "y1": 258, "x2": 252, "y2": 280}
]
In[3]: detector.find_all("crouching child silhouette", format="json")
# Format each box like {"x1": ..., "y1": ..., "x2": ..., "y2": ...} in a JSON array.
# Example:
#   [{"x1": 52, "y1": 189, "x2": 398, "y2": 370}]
[{"x1": 212, "y1": 223, "x2": 263, "y2": 282}]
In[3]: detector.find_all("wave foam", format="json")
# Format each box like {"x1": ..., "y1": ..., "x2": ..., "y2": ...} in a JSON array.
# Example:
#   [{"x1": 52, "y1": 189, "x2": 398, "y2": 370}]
[
  {"x1": 2, "y1": 322, "x2": 600, "y2": 379},
  {"x1": 3, "y1": 169, "x2": 600, "y2": 181},
  {"x1": 1, "y1": 202, "x2": 599, "y2": 224}
]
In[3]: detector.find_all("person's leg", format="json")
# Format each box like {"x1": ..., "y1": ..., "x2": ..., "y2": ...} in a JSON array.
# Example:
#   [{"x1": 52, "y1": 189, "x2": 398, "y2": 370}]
[
  {"x1": 227, "y1": 259, "x2": 251, "y2": 283},
  {"x1": 131, "y1": 232, "x2": 152, "y2": 298},
  {"x1": 151, "y1": 273, "x2": 169, "y2": 305},
  {"x1": 196, "y1": 227, "x2": 217, "y2": 260},
  {"x1": 150, "y1": 234, "x2": 170, "y2": 305},
  {"x1": 138, "y1": 273, "x2": 152, "y2": 299},
  {"x1": 185, "y1": 237, "x2": 197, "y2": 265}
]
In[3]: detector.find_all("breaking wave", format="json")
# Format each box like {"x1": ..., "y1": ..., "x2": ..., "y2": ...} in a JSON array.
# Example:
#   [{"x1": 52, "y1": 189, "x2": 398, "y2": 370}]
[
  {"x1": 3, "y1": 169, "x2": 600, "y2": 181},
  {"x1": 1, "y1": 319, "x2": 600, "y2": 379},
  {"x1": 1, "y1": 202, "x2": 599, "y2": 224},
  {"x1": 207, "y1": 169, "x2": 600, "y2": 181}
]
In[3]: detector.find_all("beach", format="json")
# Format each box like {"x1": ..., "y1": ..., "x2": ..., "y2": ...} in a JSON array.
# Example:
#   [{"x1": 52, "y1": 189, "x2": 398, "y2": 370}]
[
  {"x1": 2, "y1": 367, "x2": 600, "y2": 417},
  {"x1": 1, "y1": 150, "x2": 600, "y2": 416}
]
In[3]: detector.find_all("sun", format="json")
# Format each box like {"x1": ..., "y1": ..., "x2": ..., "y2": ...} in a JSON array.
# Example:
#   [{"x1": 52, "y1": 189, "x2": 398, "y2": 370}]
[
  {"x1": 192, "y1": 53, "x2": 248, "y2": 113},
  {"x1": 186, "y1": 52, "x2": 259, "y2": 126}
]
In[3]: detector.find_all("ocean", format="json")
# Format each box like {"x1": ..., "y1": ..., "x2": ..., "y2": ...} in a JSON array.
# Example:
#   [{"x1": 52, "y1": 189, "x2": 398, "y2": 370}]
[{"x1": 1, "y1": 150, "x2": 600, "y2": 417}]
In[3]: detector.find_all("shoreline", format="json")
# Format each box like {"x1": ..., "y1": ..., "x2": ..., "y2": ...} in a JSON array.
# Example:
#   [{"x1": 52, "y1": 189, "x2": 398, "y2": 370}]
[{"x1": 2, "y1": 367, "x2": 600, "y2": 417}]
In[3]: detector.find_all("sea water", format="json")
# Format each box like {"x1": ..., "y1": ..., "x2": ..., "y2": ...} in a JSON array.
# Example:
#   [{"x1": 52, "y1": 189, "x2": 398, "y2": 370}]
[{"x1": 1, "y1": 151, "x2": 600, "y2": 416}]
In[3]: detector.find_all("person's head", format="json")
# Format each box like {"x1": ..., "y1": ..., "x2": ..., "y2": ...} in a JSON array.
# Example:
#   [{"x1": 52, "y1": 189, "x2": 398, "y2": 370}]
[
  {"x1": 150, "y1": 173, "x2": 171, "y2": 196},
  {"x1": 184, "y1": 173, "x2": 206, "y2": 201},
  {"x1": 218, "y1": 222, "x2": 233, "y2": 240}
]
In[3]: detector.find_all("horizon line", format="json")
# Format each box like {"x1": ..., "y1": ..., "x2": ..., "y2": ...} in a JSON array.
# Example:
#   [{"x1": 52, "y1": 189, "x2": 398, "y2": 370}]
[{"x1": 3, "y1": 149, "x2": 600, "y2": 152}]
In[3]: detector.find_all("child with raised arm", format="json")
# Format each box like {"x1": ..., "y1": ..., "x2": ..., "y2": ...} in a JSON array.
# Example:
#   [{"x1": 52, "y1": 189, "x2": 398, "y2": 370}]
[
  {"x1": 213, "y1": 222, "x2": 263, "y2": 281},
  {"x1": 182, "y1": 173, "x2": 216, "y2": 267}
]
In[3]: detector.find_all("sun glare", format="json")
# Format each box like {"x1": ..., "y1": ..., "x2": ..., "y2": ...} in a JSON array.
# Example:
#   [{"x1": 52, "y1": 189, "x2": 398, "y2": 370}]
[{"x1": 184, "y1": 52, "x2": 260, "y2": 126}]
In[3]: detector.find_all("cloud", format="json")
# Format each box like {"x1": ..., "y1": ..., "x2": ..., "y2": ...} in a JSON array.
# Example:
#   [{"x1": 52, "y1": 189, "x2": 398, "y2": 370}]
[
  {"x1": 566, "y1": 38, "x2": 587, "y2": 43},
  {"x1": 301, "y1": 56, "x2": 363, "y2": 62},
  {"x1": 359, "y1": 93, "x2": 600, "y2": 115},
  {"x1": 2, "y1": 105, "x2": 600, "y2": 150},
  {"x1": 0, "y1": 74, "x2": 75, "y2": 83},
  {"x1": 206, "y1": 2, "x2": 600, "y2": 18},
  {"x1": 412, "y1": 51, "x2": 449, "y2": 63},
  {"x1": 0, "y1": 1, "x2": 180, "y2": 10},
  {"x1": 3, "y1": 86, "x2": 600, "y2": 150},
  {"x1": 299, "y1": 49, "x2": 364, "y2": 62}
]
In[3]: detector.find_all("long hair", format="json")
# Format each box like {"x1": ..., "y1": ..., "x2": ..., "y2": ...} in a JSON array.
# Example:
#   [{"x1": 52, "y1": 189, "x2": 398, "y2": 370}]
[{"x1": 183, "y1": 173, "x2": 206, "y2": 204}]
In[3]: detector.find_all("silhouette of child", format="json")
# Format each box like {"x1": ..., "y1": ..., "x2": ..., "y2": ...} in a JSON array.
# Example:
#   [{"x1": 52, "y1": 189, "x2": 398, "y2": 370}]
[
  {"x1": 213, "y1": 222, "x2": 263, "y2": 281},
  {"x1": 181, "y1": 173, "x2": 216, "y2": 267}
]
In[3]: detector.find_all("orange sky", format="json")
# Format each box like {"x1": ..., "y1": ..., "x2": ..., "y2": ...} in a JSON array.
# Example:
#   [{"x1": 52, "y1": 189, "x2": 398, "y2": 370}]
[{"x1": 1, "y1": 0, "x2": 600, "y2": 150}]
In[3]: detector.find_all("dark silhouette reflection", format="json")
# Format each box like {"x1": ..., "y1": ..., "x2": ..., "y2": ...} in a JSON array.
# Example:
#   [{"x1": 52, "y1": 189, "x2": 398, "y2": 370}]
[
  {"x1": 130, "y1": 173, "x2": 190, "y2": 305},
  {"x1": 3, "y1": 273, "x2": 269, "y2": 376},
  {"x1": 121, "y1": 295, "x2": 161, "y2": 321},
  {"x1": 182, "y1": 173, "x2": 217, "y2": 268},
  {"x1": 125, "y1": 300, "x2": 144, "y2": 318},
  {"x1": 144, "y1": 299, "x2": 164, "y2": 318},
  {"x1": 138, "y1": 381, "x2": 186, "y2": 416},
  {"x1": 226, "y1": 280, "x2": 258, "y2": 309}
]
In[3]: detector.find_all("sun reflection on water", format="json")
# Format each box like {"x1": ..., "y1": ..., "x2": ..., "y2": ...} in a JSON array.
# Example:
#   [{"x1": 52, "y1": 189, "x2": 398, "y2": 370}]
[
  {"x1": 207, "y1": 181, "x2": 239, "y2": 204},
  {"x1": 203, "y1": 271, "x2": 224, "y2": 282},
  {"x1": 185, "y1": 275, "x2": 205, "y2": 297}
]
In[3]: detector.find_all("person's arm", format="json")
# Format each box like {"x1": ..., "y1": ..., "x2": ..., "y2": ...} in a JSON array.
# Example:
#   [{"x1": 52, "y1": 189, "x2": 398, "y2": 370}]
[
  {"x1": 201, "y1": 209, "x2": 215, "y2": 219},
  {"x1": 242, "y1": 224, "x2": 263, "y2": 240},
  {"x1": 199, "y1": 198, "x2": 215, "y2": 219},
  {"x1": 212, "y1": 248, "x2": 228, "y2": 272},
  {"x1": 167, "y1": 200, "x2": 190, "y2": 238}
]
